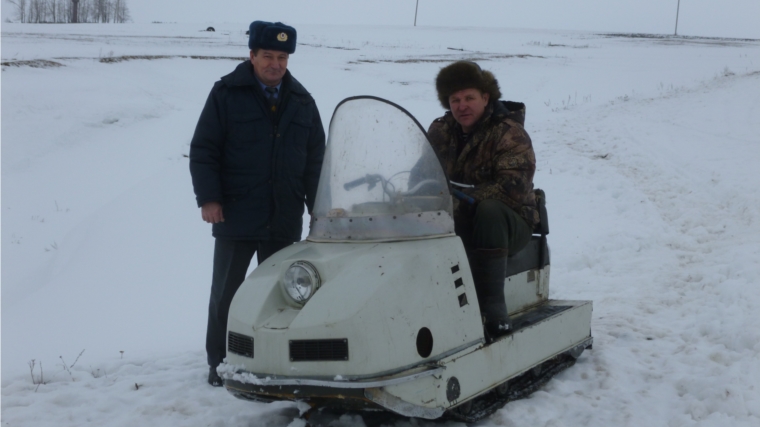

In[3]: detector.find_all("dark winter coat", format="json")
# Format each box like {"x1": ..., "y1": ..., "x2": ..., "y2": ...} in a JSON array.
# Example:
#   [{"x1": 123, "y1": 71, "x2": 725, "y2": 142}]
[
  {"x1": 427, "y1": 100, "x2": 539, "y2": 229},
  {"x1": 189, "y1": 61, "x2": 325, "y2": 241}
]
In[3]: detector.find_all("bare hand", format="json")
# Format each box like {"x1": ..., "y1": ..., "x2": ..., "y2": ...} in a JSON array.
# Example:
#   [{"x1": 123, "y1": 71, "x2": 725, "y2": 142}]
[{"x1": 201, "y1": 202, "x2": 224, "y2": 224}]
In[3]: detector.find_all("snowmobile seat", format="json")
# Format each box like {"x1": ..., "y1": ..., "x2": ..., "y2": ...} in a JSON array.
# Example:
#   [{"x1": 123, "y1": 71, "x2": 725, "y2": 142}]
[{"x1": 505, "y1": 189, "x2": 550, "y2": 277}]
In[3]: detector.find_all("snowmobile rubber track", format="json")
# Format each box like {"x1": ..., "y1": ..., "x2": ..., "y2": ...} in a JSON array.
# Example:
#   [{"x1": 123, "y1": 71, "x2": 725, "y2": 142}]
[
  {"x1": 299, "y1": 356, "x2": 579, "y2": 427},
  {"x1": 444, "y1": 354, "x2": 579, "y2": 423}
]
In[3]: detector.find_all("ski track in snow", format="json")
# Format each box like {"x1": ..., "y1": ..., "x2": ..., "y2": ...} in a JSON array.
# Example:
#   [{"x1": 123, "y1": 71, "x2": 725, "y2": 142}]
[{"x1": 2, "y1": 24, "x2": 759, "y2": 426}]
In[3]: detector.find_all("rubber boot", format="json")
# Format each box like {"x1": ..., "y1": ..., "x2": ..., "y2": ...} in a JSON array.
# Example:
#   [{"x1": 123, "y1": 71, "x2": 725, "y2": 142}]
[
  {"x1": 208, "y1": 365, "x2": 223, "y2": 387},
  {"x1": 469, "y1": 248, "x2": 512, "y2": 340}
]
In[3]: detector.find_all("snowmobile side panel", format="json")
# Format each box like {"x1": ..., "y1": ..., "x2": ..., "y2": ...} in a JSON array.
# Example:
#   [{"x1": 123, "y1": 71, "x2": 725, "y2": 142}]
[{"x1": 382, "y1": 299, "x2": 592, "y2": 411}]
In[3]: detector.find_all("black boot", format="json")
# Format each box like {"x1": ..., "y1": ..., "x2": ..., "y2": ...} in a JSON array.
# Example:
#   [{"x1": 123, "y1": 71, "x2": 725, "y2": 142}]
[
  {"x1": 469, "y1": 248, "x2": 512, "y2": 340},
  {"x1": 208, "y1": 366, "x2": 223, "y2": 387}
]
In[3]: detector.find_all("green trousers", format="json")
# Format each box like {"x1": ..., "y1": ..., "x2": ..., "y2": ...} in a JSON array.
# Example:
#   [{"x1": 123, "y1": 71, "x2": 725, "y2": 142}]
[{"x1": 455, "y1": 199, "x2": 533, "y2": 254}]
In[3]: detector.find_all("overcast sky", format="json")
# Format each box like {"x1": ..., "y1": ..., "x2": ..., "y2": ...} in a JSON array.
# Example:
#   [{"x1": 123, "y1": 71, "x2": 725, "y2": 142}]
[{"x1": 3, "y1": 0, "x2": 760, "y2": 39}]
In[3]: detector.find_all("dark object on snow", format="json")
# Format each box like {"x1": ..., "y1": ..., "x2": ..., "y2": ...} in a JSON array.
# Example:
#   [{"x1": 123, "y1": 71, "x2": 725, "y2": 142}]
[
  {"x1": 206, "y1": 27, "x2": 215, "y2": 32},
  {"x1": 208, "y1": 367, "x2": 223, "y2": 387},
  {"x1": 245, "y1": 30, "x2": 249, "y2": 35},
  {"x1": 248, "y1": 20, "x2": 297, "y2": 53}
]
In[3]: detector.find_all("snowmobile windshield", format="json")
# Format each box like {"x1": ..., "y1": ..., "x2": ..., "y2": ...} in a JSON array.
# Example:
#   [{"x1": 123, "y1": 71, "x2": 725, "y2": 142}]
[{"x1": 309, "y1": 97, "x2": 454, "y2": 242}]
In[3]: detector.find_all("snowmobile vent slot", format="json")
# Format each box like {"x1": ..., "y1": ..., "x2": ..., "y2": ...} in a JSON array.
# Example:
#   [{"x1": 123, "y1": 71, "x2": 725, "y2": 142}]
[
  {"x1": 454, "y1": 278, "x2": 464, "y2": 288},
  {"x1": 289, "y1": 339, "x2": 348, "y2": 361},
  {"x1": 451, "y1": 264, "x2": 460, "y2": 274},
  {"x1": 228, "y1": 332, "x2": 254, "y2": 358},
  {"x1": 458, "y1": 293, "x2": 468, "y2": 307}
]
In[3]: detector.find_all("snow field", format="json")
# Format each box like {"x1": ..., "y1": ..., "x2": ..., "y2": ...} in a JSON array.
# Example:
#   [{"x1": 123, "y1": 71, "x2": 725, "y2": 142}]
[
  {"x1": 2, "y1": 23, "x2": 760, "y2": 426},
  {"x1": 528, "y1": 71, "x2": 760, "y2": 427}
]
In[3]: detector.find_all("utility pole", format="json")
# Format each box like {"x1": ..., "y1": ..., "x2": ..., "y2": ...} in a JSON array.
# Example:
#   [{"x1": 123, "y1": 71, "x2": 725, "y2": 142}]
[
  {"x1": 414, "y1": 0, "x2": 419, "y2": 26},
  {"x1": 674, "y1": 0, "x2": 681, "y2": 36}
]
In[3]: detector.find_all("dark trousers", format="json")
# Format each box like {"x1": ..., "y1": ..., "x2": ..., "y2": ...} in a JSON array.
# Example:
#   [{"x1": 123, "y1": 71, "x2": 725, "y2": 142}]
[
  {"x1": 206, "y1": 238, "x2": 292, "y2": 367},
  {"x1": 455, "y1": 199, "x2": 532, "y2": 254}
]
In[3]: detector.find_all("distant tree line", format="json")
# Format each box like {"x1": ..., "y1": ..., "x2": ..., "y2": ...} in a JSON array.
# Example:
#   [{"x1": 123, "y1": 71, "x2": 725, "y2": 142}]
[{"x1": 5, "y1": 0, "x2": 131, "y2": 23}]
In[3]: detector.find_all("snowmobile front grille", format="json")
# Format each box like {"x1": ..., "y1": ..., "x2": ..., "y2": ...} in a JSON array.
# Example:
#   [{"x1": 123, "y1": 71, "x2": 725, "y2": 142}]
[
  {"x1": 228, "y1": 332, "x2": 254, "y2": 358},
  {"x1": 289, "y1": 339, "x2": 348, "y2": 362}
]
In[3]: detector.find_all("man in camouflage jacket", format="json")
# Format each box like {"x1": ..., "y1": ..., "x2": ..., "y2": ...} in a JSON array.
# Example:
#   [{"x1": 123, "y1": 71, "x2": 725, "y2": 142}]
[{"x1": 428, "y1": 61, "x2": 538, "y2": 338}]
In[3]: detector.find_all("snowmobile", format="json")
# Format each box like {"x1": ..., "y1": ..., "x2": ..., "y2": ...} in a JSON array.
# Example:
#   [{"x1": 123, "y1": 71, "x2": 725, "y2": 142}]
[{"x1": 219, "y1": 96, "x2": 593, "y2": 422}]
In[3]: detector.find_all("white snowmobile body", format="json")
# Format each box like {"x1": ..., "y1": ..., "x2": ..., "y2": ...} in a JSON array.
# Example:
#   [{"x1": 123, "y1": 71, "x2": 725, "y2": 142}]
[{"x1": 221, "y1": 97, "x2": 592, "y2": 421}]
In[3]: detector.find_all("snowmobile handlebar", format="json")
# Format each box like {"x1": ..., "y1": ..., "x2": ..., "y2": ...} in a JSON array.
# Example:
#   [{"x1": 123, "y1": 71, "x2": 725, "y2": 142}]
[
  {"x1": 344, "y1": 174, "x2": 475, "y2": 205},
  {"x1": 343, "y1": 174, "x2": 390, "y2": 191},
  {"x1": 343, "y1": 174, "x2": 442, "y2": 202},
  {"x1": 343, "y1": 176, "x2": 370, "y2": 191}
]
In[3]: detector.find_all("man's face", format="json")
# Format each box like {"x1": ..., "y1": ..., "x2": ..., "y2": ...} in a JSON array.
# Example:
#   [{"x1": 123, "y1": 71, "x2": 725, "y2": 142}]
[
  {"x1": 449, "y1": 88, "x2": 490, "y2": 132},
  {"x1": 250, "y1": 49, "x2": 289, "y2": 86}
]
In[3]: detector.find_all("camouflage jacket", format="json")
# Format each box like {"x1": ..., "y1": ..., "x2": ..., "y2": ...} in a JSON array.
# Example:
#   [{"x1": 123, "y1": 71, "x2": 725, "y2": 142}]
[{"x1": 428, "y1": 100, "x2": 539, "y2": 228}]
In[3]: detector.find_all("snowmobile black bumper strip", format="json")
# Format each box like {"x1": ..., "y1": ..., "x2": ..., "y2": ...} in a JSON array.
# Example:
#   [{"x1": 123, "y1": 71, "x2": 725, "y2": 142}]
[
  {"x1": 224, "y1": 363, "x2": 444, "y2": 389},
  {"x1": 224, "y1": 364, "x2": 447, "y2": 419},
  {"x1": 224, "y1": 364, "x2": 446, "y2": 416}
]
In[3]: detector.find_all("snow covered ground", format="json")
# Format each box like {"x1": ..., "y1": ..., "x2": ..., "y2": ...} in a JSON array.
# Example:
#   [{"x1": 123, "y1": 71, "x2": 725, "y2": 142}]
[{"x1": 2, "y1": 23, "x2": 759, "y2": 426}]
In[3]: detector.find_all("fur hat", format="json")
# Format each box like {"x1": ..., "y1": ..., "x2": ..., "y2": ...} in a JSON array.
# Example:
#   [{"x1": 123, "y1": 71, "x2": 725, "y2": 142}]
[
  {"x1": 435, "y1": 61, "x2": 501, "y2": 110},
  {"x1": 248, "y1": 21, "x2": 297, "y2": 54}
]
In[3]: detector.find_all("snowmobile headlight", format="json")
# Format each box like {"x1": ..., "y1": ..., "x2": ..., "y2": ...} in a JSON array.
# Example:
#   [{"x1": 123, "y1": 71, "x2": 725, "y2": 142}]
[{"x1": 282, "y1": 261, "x2": 321, "y2": 304}]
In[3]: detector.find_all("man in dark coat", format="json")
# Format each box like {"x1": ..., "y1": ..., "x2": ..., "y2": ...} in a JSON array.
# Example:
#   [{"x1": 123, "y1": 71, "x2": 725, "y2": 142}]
[
  {"x1": 428, "y1": 61, "x2": 537, "y2": 339},
  {"x1": 189, "y1": 21, "x2": 325, "y2": 386}
]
